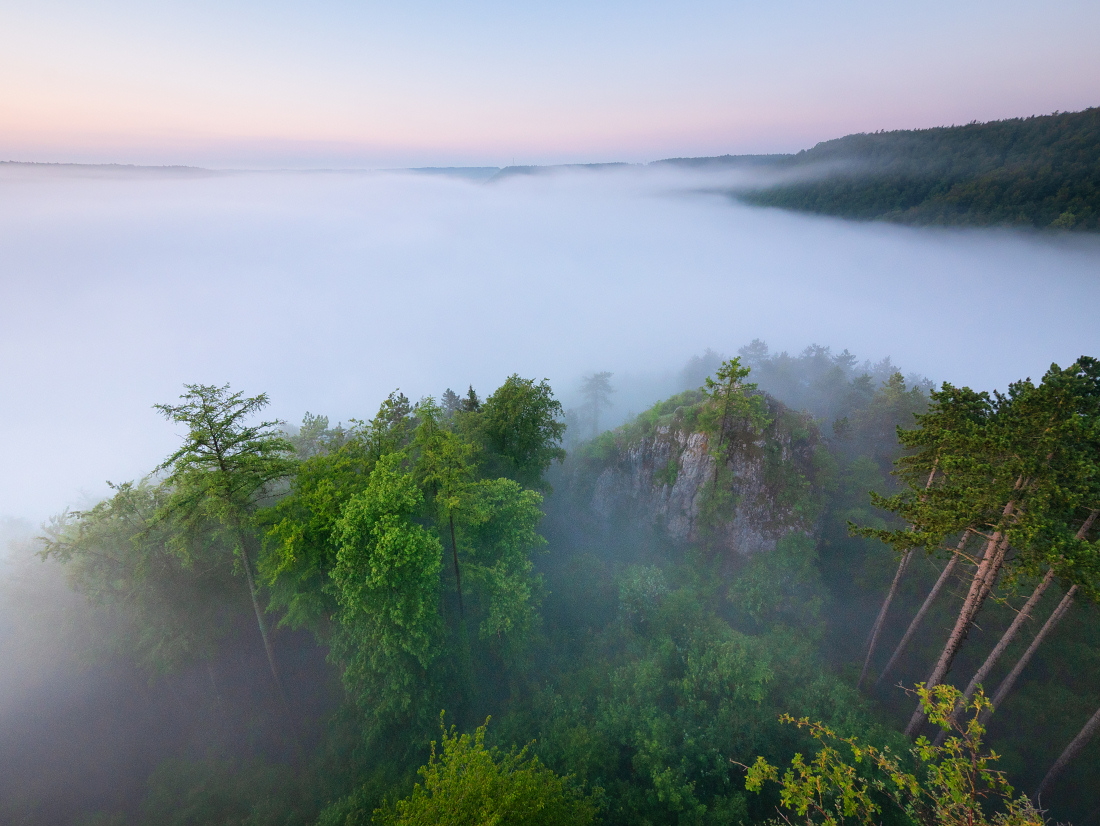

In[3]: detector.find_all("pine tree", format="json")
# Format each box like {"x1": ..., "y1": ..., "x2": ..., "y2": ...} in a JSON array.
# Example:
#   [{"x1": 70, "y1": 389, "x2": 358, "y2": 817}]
[
  {"x1": 154, "y1": 384, "x2": 297, "y2": 715},
  {"x1": 856, "y1": 359, "x2": 1100, "y2": 736}
]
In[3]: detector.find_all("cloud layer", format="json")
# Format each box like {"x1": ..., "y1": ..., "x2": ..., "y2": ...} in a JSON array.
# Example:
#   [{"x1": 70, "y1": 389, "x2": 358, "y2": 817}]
[{"x1": 2, "y1": 163, "x2": 1098, "y2": 520}]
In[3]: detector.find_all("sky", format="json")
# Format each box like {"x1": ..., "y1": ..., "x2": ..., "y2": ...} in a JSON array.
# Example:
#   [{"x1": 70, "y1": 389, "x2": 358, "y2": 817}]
[
  {"x1": 1, "y1": 0, "x2": 1098, "y2": 167},
  {"x1": 3, "y1": 164, "x2": 1100, "y2": 522}
]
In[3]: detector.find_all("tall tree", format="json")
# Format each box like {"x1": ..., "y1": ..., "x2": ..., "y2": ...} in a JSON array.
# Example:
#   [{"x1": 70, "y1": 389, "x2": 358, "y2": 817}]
[
  {"x1": 971, "y1": 507, "x2": 1100, "y2": 729},
  {"x1": 415, "y1": 396, "x2": 548, "y2": 657},
  {"x1": 289, "y1": 412, "x2": 346, "y2": 460},
  {"x1": 857, "y1": 462, "x2": 937, "y2": 691},
  {"x1": 855, "y1": 384, "x2": 991, "y2": 695},
  {"x1": 984, "y1": 584, "x2": 1079, "y2": 724},
  {"x1": 933, "y1": 508, "x2": 1100, "y2": 745},
  {"x1": 461, "y1": 385, "x2": 482, "y2": 413},
  {"x1": 858, "y1": 360, "x2": 1100, "y2": 736},
  {"x1": 329, "y1": 452, "x2": 444, "y2": 727},
  {"x1": 700, "y1": 357, "x2": 767, "y2": 485},
  {"x1": 155, "y1": 384, "x2": 297, "y2": 710},
  {"x1": 412, "y1": 397, "x2": 476, "y2": 616},
  {"x1": 364, "y1": 391, "x2": 415, "y2": 463},
  {"x1": 440, "y1": 388, "x2": 463, "y2": 418},
  {"x1": 453, "y1": 477, "x2": 547, "y2": 654},
  {"x1": 476, "y1": 375, "x2": 565, "y2": 490},
  {"x1": 260, "y1": 423, "x2": 377, "y2": 635},
  {"x1": 259, "y1": 395, "x2": 419, "y2": 639},
  {"x1": 579, "y1": 371, "x2": 614, "y2": 438}
]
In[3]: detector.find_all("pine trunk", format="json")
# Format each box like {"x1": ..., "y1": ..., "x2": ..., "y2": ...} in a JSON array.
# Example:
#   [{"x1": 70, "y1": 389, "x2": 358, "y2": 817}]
[
  {"x1": 875, "y1": 537, "x2": 965, "y2": 689},
  {"x1": 1036, "y1": 703, "x2": 1100, "y2": 802},
  {"x1": 976, "y1": 510, "x2": 1097, "y2": 727},
  {"x1": 982, "y1": 584, "x2": 1078, "y2": 724},
  {"x1": 857, "y1": 550, "x2": 913, "y2": 690},
  {"x1": 933, "y1": 568, "x2": 1054, "y2": 747},
  {"x1": 964, "y1": 568, "x2": 1053, "y2": 702},
  {"x1": 904, "y1": 497, "x2": 1016, "y2": 738},
  {"x1": 858, "y1": 467, "x2": 938, "y2": 691}
]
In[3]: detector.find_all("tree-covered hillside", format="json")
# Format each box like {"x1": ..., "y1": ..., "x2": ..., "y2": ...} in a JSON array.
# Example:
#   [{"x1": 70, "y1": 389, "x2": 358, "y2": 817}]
[{"x1": 675, "y1": 108, "x2": 1100, "y2": 231}]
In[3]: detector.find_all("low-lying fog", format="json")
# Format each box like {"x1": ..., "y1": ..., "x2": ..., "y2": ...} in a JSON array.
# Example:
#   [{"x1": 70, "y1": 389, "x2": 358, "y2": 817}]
[{"x1": 2, "y1": 162, "x2": 1099, "y2": 522}]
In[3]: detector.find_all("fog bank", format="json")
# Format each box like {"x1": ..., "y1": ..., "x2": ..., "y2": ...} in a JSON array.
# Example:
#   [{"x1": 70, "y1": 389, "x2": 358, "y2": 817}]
[{"x1": 2, "y1": 163, "x2": 1098, "y2": 520}]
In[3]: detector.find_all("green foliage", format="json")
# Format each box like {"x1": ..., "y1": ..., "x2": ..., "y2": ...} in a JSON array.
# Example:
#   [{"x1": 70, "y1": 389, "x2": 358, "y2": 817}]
[
  {"x1": 154, "y1": 384, "x2": 297, "y2": 529},
  {"x1": 506, "y1": 560, "x2": 894, "y2": 826},
  {"x1": 476, "y1": 375, "x2": 567, "y2": 489},
  {"x1": 699, "y1": 356, "x2": 769, "y2": 439},
  {"x1": 617, "y1": 564, "x2": 669, "y2": 629},
  {"x1": 457, "y1": 478, "x2": 546, "y2": 647},
  {"x1": 728, "y1": 534, "x2": 825, "y2": 631},
  {"x1": 740, "y1": 107, "x2": 1100, "y2": 231},
  {"x1": 329, "y1": 453, "x2": 444, "y2": 724},
  {"x1": 737, "y1": 341, "x2": 916, "y2": 426},
  {"x1": 858, "y1": 358, "x2": 1100, "y2": 590},
  {"x1": 580, "y1": 371, "x2": 615, "y2": 438},
  {"x1": 256, "y1": 380, "x2": 559, "y2": 753},
  {"x1": 40, "y1": 481, "x2": 240, "y2": 675},
  {"x1": 260, "y1": 392, "x2": 423, "y2": 635},
  {"x1": 694, "y1": 358, "x2": 780, "y2": 535},
  {"x1": 260, "y1": 433, "x2": 376, "y2": 633},
  {"x1": 745, "y1": 685, "x2": 1043, "y2": 826},
  {"x1": 34, "y1": 351, "x2": 1100, "y2": 826},
  {"x1": 844, "y1": 372, "x2": 929, "y2": 473},
  {"x1": 363, "y1": 392, "x2": 416, "y2": 464},
  {"x1": 138, "y1": 757, "x2": 316, "y2": 826},
  {"x1": 373, "y1": 716, "x2": 597, "y2": 826},
  {"x1": 289, "y1": 412, "x2": 348, "y2": 460},
  {"x1": 654, "y1": 456, "x2": 679, "y2": 488},
  {"x1": 411, "y1": 397, "x2": 476, "y2": 512}
]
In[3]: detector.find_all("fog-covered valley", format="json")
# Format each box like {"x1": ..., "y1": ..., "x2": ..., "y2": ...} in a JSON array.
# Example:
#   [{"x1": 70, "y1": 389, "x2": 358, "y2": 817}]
[
  {"x1": 3, "y1": 160, "x2": 1100, "y2": 826},
  {"x1": 2, "y1": 162, "x2": 1098, "y2": 522}
]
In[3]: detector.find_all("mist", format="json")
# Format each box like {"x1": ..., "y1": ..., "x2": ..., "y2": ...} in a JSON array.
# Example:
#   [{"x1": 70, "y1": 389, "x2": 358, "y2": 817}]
[{"x1": 2, "y1": 161, "x2": 1099, "y2": 522}]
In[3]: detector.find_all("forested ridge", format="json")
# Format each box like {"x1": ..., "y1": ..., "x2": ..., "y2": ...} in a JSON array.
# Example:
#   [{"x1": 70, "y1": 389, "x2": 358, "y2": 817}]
[
  {"x1": 667, "y1": 108, "x2": 1100, "y2": 231},
  {"x1": 4, "y1": 347, "x2": 1100, "y2": 825}
]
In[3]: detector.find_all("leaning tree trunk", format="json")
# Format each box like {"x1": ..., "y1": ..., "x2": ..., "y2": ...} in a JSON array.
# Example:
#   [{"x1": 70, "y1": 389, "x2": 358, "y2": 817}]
[
  {"x1": 237, "y1": 529, "x2": 292, "y2": 716},
  {"x1": 904, "y1": 497, "x2": 1017, "y2": 737},
  {"x1": 1035, "y1": 703, "x2": 1100, "y2": 802},
  {"x1": 858, "y1": 549, "x2": 914, "y2": 690},
  {"x1": 943, "y1": 508, "x2": 1099, "y2": 744},
  {"x1": 858, "y1": 467, "x2": 939, "y2": 691},
  {"x1": 933, "y1": 568, "x2": 1055, "y2": 747},
  {"x1": 875, "y1": 535, "x2": 966, "y2": 689},
  {"x1": 979, "y1": 584, "x2": 1079, "y2": 727}
]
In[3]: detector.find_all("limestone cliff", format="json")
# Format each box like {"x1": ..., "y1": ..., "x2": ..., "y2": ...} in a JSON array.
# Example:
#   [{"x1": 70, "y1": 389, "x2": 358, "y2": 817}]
[{"x1": 574, "y1": 391, "x2": 822, "y2": 556}]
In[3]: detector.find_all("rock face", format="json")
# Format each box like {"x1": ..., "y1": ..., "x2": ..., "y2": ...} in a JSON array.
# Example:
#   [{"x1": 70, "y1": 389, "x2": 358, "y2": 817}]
[{"x1": 586, "y1": 401, "x2": 819, "y2": 556}]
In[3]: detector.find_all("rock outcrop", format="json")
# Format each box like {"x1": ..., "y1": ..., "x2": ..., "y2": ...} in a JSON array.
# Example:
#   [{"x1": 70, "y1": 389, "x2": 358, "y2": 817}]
[{"x1": 583, "y1": 396, "x2": 820, "y2": 556}]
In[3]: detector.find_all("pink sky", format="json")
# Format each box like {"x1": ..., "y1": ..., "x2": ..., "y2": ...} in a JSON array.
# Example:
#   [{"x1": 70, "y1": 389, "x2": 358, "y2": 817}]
[{"x1": 2, "y1": 0, "x2": 1098, "y2": 166}]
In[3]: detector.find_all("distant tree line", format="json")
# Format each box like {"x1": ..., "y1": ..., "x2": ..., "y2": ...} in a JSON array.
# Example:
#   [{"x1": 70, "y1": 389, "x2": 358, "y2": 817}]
[{"x1": 737, "y1": 107, "x2": 1100, "y2": 231}]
